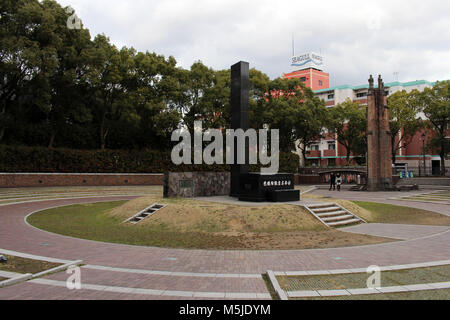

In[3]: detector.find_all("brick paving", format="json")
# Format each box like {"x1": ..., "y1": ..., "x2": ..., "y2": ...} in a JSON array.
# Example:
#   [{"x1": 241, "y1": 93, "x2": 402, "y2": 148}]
[
  {"x1": 0, "y1": 189, "x2": 449, "y2": 299},
  {"x1": 341, "y1": 223, "x2": 450, "y2": 240},
  {"x1": 43, "y1": 267, "x2": 267, "y2": 293}
]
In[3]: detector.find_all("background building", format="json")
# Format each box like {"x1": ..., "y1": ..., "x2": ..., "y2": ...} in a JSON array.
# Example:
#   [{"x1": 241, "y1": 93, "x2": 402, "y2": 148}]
[
  {"x1": 282, "y1": 52, "x2": 330, "y2": 91},
  {"x1": 284, "y1": 53, "x2": 449, "y2": 175}
]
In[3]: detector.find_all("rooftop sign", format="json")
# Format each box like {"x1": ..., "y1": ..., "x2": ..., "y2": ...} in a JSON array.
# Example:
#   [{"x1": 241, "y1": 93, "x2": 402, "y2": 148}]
[{"x1": 291, "y1": 52, "x2": 324, "y2": 71}]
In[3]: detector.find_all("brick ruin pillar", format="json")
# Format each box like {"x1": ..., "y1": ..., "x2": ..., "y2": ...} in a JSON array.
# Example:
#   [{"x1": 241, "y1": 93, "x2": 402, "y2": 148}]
[{"x1": 366, "y1": 75, "x2": 394, "y2": 191}]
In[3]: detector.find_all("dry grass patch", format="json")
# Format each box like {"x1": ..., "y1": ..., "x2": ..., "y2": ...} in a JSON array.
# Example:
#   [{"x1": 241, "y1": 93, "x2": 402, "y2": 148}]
[
  {"x1": 29, "y1": 199, "x2": 395, "y2": 250},
  {"x1": 0, "y1": 255, "x2": 61, "y2": 274},
  {"x1": 110, "y1": 196, "x2": 324, "y2": 233}
]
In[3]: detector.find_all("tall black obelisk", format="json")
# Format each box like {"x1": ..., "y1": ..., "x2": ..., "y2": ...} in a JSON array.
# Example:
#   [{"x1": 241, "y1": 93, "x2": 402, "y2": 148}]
[{"x1": 230, "y1": 61, "x2": 250, "y2": 197}]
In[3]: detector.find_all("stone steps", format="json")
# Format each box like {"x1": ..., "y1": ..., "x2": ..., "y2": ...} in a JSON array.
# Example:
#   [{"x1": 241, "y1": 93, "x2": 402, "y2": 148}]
[
  {"x1": 321, "y1": 214, "x2": 355, "y2": 223},
  {"x1": 124, "y1": 203, "x2": 167, "y2": 224},
  {"x1": 317, "y1": 210, "x2": 348, "y2": 218},
  {"x1": 313, "y1": 206, "x2": 342, "y2": 213},
  {"x1": 304, "y1": 203, "x2": 365, "y2": 228},
  {"x1": 327, "y1": 218, "x2": 363, "y2": 227}
]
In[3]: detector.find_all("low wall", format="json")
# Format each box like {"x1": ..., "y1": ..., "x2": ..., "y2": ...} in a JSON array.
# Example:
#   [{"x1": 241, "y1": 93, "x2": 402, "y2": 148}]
[
  {"x1": 164, "y1": 172, "x2": 230, "y2": 198},
  {"x1": 397, "y1": 177, "x2": 450, "y2": 186},
  {"x1": 296, "y1": 175, "x2": 321, "y2": 185},
  {"x1": 0, "y1": 173, "x2": 164, "y2": 188},
  {"x1": 3, "y1": 172, "x2": 397, "y2": 188}
]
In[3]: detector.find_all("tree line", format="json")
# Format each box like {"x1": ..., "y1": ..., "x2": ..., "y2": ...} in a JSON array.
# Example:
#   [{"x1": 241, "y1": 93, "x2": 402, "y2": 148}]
[{"x1": 1, "y1": 0, "x2": 448, "y2": 173}]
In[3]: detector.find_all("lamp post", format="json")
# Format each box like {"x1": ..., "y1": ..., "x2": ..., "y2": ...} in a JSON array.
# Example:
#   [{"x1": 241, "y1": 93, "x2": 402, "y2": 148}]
[{"x1": 421, "y1": 133, "x2": 426, "y2": 177}]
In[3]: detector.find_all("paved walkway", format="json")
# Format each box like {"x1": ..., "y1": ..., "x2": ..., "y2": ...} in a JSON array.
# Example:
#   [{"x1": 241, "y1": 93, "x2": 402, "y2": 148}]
[
  {"x1": 312, "y1": 189, "x2": 450, "y2": 216},
  {"x1": 341, "y1": 223, "x2": 450, "y2": 240},
  {"x1": 0, "y1": 188, "x2": 449, "y2": 300}
]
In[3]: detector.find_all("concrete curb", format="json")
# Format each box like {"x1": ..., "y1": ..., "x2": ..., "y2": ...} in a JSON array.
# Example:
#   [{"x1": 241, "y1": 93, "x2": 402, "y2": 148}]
[
  {"x1": 29, "y1": 278, "x2": 272, "y2": 299},
  {"x1": 0, "y1": 248, "x2": 76, "y2": 264},
  {"x1": 273, "y1": 259, "x2": 450, "y2": 276},
  {"x1": 0, "y1": 273, "x2": 32, "y2": 288},
  {"x1": 31, "y1": 260, "x2": 83, "y2": 279},
  {"x1": 267, "y1": 270, "x2": 287, "y2": 300},
  {"x1": 287, "y1": 281, "x2": 450, "y2": 298}
]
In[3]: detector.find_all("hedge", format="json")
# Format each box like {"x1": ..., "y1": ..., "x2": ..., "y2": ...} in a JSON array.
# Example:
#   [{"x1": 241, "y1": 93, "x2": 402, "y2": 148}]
[{"x1": 0, "y1": 145, "x2": 300, "y2": 174}]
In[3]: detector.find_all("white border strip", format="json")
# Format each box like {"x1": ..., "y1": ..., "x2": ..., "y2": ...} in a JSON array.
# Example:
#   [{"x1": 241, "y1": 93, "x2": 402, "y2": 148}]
[
  {"x1": 0, "y1": 248, "x2": 74, "y2": 264},
  {"x1": 31, "y1": 260, "x2": 83, "y2": 279},
  {"x1": 83, "y1": 264, "x2": 261, "y2": 278},
  {"x1": 0, "y1": 270, "x2": 22, "y2": 278},
  {"x1": 300, "y1": 186, "x2": 318, "y2": 195},
  {"x1": 0, "y1": 273, "x2": 32, "y2": 288},
  {"x1": 0, "y1": 195, "x2": 141, "y2": 207},
  {"x1": 28, "y1": 278, "x2": 271, "y2": 299},
  {"x1": 273, "y1": 259, "x2": 450, "y2": 276},
  {"x1": 267, "y1": 270, "x2": 288, "y2": 300},
  {"x1": 287, "y1": 281, "x2": 450, "y2": 298}
]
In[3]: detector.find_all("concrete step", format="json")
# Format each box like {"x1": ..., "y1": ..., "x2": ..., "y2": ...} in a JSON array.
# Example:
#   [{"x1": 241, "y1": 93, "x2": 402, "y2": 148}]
[
  {"x1": 317, "y1": 210, "x2": 348, "y2": 218},
  {"x1": 321, "y1": 214, "x2": 355, "y2": 223},
  {"x1": 327, "y1": 218, "x2": 362, "y2": 227},
  {"x1": 307, "y1": 203, "x2": 335, "y2": 209},
  {"x1": 125, "y1": 203, "x2": 167, "y2": 224},
  {"x1": 313, "y1": 207, "x2": 341, "y2": 213}
]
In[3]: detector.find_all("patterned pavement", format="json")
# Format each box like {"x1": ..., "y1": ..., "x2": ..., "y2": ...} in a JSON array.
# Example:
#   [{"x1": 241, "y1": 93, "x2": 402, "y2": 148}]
[{"x1": 0, "y1": 187, "x2": 449, "y2": 300}]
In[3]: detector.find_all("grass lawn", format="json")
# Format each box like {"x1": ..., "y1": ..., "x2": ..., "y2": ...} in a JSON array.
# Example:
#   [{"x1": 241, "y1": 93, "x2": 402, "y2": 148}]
[
  {"x1": 27, "y1": 199, "x2": 393, "y2": 250},
  {"x1": 0, "y1": 255, "x2": 61, "y2": 274},
  {"x1": 277, "y1": 265, "x2": 450, "y2": 291},
  {"x1": 349, "y1": 201, "x2": 450, "y2": 225},
  {"x1": 292, "y1": 289, "x2": 450, "y2": 300}
]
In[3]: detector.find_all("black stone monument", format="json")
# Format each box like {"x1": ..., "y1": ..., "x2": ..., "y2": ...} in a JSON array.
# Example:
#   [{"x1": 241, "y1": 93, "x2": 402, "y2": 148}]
[{"x1": 230, "y1": 61, "x2": 300, "y2": 202}]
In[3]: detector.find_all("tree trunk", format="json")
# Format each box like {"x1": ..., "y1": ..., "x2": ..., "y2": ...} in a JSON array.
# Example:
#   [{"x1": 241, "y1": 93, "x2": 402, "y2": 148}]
[
  {"x1": 391, "y1": 136, "x2": 397, "y2": 166},
  {"x1": 100, "y1": 114, "x2": 106, "y2": 150},
  {"x1": 100, "y1": 122, "x2": 105, "y2": 150},
  {"x1": 441, "y1": 153, "x2": 446, "y2": 177},
  {"x1": 301, "y1": 149, "x2": 307, "y2": 168},
  {"x1": 0, "y1": 103, "x2": 6, "y2": 142},
  {"x1": 48, "y1": 131, "x2": 56, "y2": 149}
]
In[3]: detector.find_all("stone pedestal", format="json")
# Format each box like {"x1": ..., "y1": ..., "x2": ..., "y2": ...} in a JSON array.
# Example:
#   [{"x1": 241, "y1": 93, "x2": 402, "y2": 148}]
[{"x1": 238, "y1": 173, "x2": 300, "y2": 202}]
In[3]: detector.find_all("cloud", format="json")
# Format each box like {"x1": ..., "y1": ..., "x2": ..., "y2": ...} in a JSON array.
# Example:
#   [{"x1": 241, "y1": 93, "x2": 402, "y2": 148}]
[{"x1": 57, "y1": 0, "x2": 450, "y2": 85}]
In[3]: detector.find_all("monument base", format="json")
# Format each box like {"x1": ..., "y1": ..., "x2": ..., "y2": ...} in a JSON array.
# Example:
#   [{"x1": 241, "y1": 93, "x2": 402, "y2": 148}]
[
  {"x1": 367, "y1": 178, "x2": 397, "y2": 191},
  {"x1": 236, "y1": 173, "x2": 300, "y2": 202}
]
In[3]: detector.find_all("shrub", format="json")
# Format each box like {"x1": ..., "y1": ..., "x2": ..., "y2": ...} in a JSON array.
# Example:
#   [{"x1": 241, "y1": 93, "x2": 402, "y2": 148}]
[{"x1": 0, "y1": 145, "x2": 300, "y2": 173}]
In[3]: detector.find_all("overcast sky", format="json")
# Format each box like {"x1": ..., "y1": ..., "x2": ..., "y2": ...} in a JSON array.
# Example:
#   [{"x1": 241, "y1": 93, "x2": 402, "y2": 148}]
[{"x1": 58, "y1": 0, "x2": 450, "y2": 86}]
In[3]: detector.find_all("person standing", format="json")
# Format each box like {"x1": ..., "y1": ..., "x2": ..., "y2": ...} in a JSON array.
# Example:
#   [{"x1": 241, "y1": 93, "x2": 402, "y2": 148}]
[
  {"x1": 336, "y1": 173, "x2": 342, "y2": 192},
  {"x1": 329, "y1": 173, "x2": 336, "y2": 191}
]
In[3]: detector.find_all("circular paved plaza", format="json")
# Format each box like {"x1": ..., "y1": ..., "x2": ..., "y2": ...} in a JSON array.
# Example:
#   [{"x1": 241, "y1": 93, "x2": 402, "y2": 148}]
[{"x1": 0, "y1": 187, "x2": 449, "y2": 300}]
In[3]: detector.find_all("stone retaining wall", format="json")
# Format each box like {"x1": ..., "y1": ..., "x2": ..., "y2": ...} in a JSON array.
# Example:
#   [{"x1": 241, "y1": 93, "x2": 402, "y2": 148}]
[{"x1": 164, "y1": 172, "x2": 230, "y2": 198}]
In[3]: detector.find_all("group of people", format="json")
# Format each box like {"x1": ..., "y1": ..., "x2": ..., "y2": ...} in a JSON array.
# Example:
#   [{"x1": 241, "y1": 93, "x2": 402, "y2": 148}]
[{"x1": 329, "y1": 173, "x2": 342, "y2": 191}]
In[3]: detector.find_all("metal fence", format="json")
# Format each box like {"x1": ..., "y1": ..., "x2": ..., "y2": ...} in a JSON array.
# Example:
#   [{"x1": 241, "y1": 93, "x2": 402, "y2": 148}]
[
  {"x1": 299, "y1": 166, "x2": 449, "y2": 177},
  {"x1": 395, "y1": 166, "x2": 449, "y2": 177}
]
